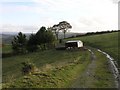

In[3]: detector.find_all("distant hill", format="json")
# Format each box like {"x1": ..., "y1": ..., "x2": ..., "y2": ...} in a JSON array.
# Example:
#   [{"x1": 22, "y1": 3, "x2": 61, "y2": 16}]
[
  {"x1": 2, "y1": 32, "x2": 33, "y2": 44},
  {"x1": 2, "y1": 32, "x2": 85, "y2": 44},
  {"x1": 58, "y1": 32, "x2": 85, "y2": 39},
  {"x1": 2, "y1": 34, "x2": 15, "y2": 44}
]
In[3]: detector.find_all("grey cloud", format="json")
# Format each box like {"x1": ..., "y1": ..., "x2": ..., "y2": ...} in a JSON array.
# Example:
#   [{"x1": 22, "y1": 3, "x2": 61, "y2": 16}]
[
  {"x1": 112, "y1": 0, "x2": 120, "y2": 3},
  {"x1": 1, "y1": 24, "x2": 39, "y2": 33},
  {"x1": 78, "y1": 17, "x2": 104, "y2": 27}
]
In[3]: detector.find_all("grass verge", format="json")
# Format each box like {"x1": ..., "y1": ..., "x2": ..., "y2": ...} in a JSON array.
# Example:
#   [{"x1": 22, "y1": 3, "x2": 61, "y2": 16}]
[{"x1": 3, "y1": 49, "x2": 91, "y2": 88}]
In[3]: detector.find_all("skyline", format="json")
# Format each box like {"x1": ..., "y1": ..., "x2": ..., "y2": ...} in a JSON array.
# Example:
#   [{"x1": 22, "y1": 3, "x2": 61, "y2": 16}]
[{"x1": 0, "y1": 0, "x2": 119, "y2": 33}]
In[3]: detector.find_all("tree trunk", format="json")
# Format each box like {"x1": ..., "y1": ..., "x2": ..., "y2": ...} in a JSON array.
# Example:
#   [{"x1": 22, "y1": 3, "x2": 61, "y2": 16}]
[
  {"x1": 55, "y1": 32, "x2": 59, "y2": 40},
  {"x1": 63, "y1": 30, "x2": 66, "y2": 39},
  {"x1": 64, "y1": 32, "x2": 65, "y2": 39},
  {"x1": 56, "y1": 33, "x2": 59, "y2": 40}
]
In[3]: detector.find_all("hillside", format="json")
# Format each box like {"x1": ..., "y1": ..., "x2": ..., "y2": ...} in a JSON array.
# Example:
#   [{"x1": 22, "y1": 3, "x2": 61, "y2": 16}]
[
  {"x1": 3, "y1": 49, "x2": 116, "y2": 88},
  {"x1": 66, "y1": 31, "x2": 119, "y2": 67},
  {"x1": 2, "y1": 31, "x2": 119, "y2": 88},
  {"x1": 3, "y1": 49, "x2": 92, "y2": 87}
]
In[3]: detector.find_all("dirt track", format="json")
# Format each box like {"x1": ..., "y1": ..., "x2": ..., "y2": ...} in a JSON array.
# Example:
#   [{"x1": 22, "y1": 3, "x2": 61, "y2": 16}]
[
  {"x1": 69, "y1": 47, "x2": 119, "y2": 88},
  {"x1": 70, "y1": 48, "x2": 97, "y2": 88}
]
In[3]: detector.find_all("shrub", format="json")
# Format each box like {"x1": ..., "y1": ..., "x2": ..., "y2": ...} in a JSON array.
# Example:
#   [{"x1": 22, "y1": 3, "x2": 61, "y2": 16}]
[
  {"x1": 11, "y1": 32, "x2": 27, "y2": 54},
  {"x1": 27, "y1": 34, "x2": 38, "y2": 52},
  {"x1": 21, "y1": 61, "x2": 37, "y2": 75}
]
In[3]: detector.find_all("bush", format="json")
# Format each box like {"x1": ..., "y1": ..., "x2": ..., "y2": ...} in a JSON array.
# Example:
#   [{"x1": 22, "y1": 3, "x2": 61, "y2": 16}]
[
  {"x1": 35, "y1": 26, "x2": 56, "y2": 50},
  {"x1": 21, "y1": 61, "x2": 37, "y2": 75},
  {"x1": 27, "y1": 34, "x2": 38, "y2": 52},
  {"x1": 11, "y1": 32, "x2": 27, "y2": 54}
]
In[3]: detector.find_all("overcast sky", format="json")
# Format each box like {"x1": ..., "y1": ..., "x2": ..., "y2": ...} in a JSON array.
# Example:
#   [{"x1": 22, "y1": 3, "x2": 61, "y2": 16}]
[{"x1": 0, "y1": 0, "x2": 119, "y2": 33}]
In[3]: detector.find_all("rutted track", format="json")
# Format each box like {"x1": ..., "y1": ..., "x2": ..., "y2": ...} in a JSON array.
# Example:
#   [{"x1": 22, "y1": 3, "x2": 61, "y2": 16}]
[
  {"x1": 97, "y1": 49, "x2": 119, "y2": 88},
  {"x1": 70, "y1": 48, "x2": 97, "y2": 88},
  {"x1": 69, "y1": 47, "x2": 119, "y2": 88}
]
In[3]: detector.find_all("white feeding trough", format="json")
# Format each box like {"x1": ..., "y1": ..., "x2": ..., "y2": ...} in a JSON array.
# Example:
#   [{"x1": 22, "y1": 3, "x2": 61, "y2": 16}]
[{"x1": 65, "y1": 40, "x2": 83, "y2": 48}]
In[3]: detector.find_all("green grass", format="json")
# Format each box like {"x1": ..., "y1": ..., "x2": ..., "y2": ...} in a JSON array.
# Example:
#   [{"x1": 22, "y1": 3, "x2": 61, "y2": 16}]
[
  {"x1": 3, "y1": 52, "x2": 90, "y2": 88},
  {"x1": 2, "y1": 44, "x2": 12, "y2": 53},
  {"x1": 92, "y1": 48, "x2": 115, "y2": 88},
  {"x1": 67, "y1": 47, "x2": 116, "y2": 88},
  {"x1": 66, "y1": 32, "x2": 119, "y2": 66},
  {"x1": 2, "y1": 49, "x2": 91, "y2": 88},
  {"x1": 2, "y1": 31, "x2": 118, "y2": 88}
]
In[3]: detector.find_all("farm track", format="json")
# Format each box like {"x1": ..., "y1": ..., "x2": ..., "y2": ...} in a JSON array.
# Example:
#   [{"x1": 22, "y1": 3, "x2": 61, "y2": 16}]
[
  {"x1": 97, "y1": 49, "x2": 119, "y2": 88},
  {"x1": 70, "y1": 48, "x2": 97, "y2": 88},
  {"x1": 70, "y1": 47, "x2": 119, "y2": 88}
]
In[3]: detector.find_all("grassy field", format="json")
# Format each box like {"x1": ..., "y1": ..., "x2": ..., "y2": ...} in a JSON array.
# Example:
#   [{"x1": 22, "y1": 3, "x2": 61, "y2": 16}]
[
  {"x1": 66, "y1": 32, "x2": 119, "y2": 66},
  {"x1": 2, "y1": 44, "x2": 12, "y2": 54},
  {"x1": 2, "y1": 31, "x2": 118, "y2": 88},
  {"x1": 2, "y1": 48, "x2": 92, "y2": 87}
]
